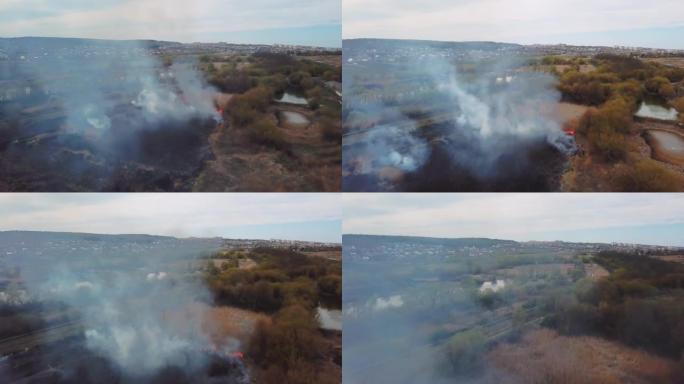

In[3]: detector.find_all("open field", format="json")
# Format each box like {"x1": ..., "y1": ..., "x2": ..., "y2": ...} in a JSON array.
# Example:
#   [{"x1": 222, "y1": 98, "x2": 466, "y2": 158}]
[
  {"x1": 0, "y1": 38, "x2": 341, "y2": 192},
  {"x1": 194, "y1": 53, "x2": 342, "y2": 192},
  {"x1": 0, "y1": 231, "x2": 341, "y2": 383},
  {"x1": 202, "y1": 304, "x2": 269, "y2": 346},
  {"x1": 302, "y1": 249, "x2": 342, "y2": 261},
  {"x1": 653, "y1": 254, "x2": 684, "y2": 264},
  {"x1": 344, "y1": 234, "x2": 684, "y2": 384},
  {"x1": 489, "y1": 329, "x2": 681, "y2": 384},
  {"x1": 644, "y1": 57, "x2": 684, "y2": 69}
]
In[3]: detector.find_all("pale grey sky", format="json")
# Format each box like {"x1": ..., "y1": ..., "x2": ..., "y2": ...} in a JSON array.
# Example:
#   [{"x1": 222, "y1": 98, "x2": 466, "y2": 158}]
[
  {"x1": 344, "y1": 194, "x2": 684, "y2": 246},
  {"x1": 343, "y1": 0, "x2": 684, "y2": 49},
  {"x1": 0, "y1": 0, "x2": 341, "y2": 46},
  {"x1": 0, "y1": 194, "x2": 342, "y2": 242}
]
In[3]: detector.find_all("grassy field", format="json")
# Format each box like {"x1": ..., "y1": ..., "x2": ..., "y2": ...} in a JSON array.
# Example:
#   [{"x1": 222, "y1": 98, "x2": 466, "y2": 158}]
[
  {"x1": 344, "y1": 236, "x2": 684, "y2": 384},
  {"x1": 488, "y1": 329, "x2": 680, "y2": 384}
]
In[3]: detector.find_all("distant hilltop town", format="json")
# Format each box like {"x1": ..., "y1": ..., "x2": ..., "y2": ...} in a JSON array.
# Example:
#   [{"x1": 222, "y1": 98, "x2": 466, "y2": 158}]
[
  {"x1": 0, "y1": 37, "x2": 340, "y2": 63},
  {"x1": 0, "y1": 231, "x2": 340, "y2": 262},
  {"x1": 343, "y1": 39, "x2": 684, "y2": 64}
]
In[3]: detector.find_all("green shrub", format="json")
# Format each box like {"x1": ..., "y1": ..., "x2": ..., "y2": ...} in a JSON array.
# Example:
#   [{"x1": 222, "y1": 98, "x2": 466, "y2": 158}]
[
  {"x1": 610, "y1": 159, "x2": 684, "y2": 192},
  {"x1": 444, "y1": 330, "x2": 487, "y2": 374},
  {"x1": 248, "y1": 119, "x2": 287, "y2": 149}
]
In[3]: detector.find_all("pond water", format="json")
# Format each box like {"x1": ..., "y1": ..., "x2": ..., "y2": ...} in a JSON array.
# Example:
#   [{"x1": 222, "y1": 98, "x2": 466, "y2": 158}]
[
  {"x1": 635, "y1": 102, "x2": 678, "y2": 121},
  {"x1": 648, "y1": 130, "x2": 684, "y2": 155},
  {"x1": 281, "y1": 111, "x2": 310, "y2": 126},
  {"x1": 276, "y1": 92, "x2": 308, "y2": 105},
  {"x1": 317, "y1": 306, "x2": 342, "y2": 330}
]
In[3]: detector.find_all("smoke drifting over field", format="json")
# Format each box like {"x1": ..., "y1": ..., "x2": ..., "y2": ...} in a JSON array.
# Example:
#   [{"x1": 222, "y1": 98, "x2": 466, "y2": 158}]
[
  {"x1": 0, "y1": 38, "x2": 221, "y2": 191},
  {"x1": 439, "y1": 63, "x2": 575, "y2": 164},
  {"x1": 48, "y1": 268, "x2": 212, "y2": 376},
  {"x1": 15, "y1": 41, "x2": 219, "y2": 135},
  {"x1": 0, "y1": 232, "x2": 247, "y2": 383},
  {"x1": 343, "y1": 43, "x2": 574, "y2": 191}
]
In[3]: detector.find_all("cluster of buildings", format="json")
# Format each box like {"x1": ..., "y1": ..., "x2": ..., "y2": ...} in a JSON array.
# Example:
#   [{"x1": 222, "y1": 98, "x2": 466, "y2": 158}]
[
  {"x1": 343, "y1": 236, "x2": 684, "y2": 263},
  {"x1": 522, "y1": 44, "x2": 684, "y2": 58},
  {"x1": 344, "y1": 40, "x2": 684, "y2": 67},
  {"x1": 344, "y1": 240, "x2": 525, "y2": 262},
  {"x1": 222, "y1": 238, "x2": 340, "y2": 251},
  {"x1": 0, "y1": 37, "x2": 339, "y2": 65},
  {"x1": 344, "y1": 42, "x2": 520, "y2": 65}
]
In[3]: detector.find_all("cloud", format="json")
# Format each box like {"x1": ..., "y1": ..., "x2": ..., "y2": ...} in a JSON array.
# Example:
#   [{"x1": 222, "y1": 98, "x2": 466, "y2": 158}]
[
  {"x1": 343, "y1": 0, "x2": 684, "y2": 48},
  {"x1": 0, "y1": 193, "x2": 341, "y2": 240},
  {"x1": 0, "y1": 0, "x2": 340, "y2": 43},
  {"x1": 343, "y1": 193, "x2": 684, "y2": 244}
]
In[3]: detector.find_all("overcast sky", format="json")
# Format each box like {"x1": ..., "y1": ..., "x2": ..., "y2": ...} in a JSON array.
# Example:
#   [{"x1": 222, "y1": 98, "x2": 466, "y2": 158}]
[
  {"x1": 0, "y1": 0, "x2": 341, "y2": 47},
  {"x1": 343, "y1": 0, "x2": 684, "y2": 49},
  {"x1": 0, "y1": 194, "x2": 342, "y2": 243},
  {"x1": 344, "y1": 194, "x2": 684, "y2": 246}
]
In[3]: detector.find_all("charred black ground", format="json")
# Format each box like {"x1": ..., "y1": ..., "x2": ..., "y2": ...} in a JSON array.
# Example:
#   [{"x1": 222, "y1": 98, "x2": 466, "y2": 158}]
[{"x1": 1, "y1": 335, "x2": 248, "y2": 384}]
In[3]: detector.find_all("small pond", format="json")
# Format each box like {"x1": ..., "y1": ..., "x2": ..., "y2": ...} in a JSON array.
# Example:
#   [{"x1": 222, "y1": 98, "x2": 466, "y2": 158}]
[
  {"x1": 635, "y1": 102, "x2": 678, "y2": 121},
  {"x1": 276, "y1": 92, "x2": 308, "y2": 105}
]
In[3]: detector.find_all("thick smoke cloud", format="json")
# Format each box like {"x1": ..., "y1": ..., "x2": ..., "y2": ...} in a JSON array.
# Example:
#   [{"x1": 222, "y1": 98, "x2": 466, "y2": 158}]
[
  {"x1": 43, "y1": 268, "x2": 211, "y2": 375},
  {"x1": 16, "y1": 43, "x2": 219, "y2": 136},
  {"x1": 437, "y1": 61, "x2": 575, "y2": 174},
  {"x1": 0, "y1": 233, "x2": 246, "y2": 383},
  {"x1": 343, "y1": 49, "x2": 575, "y2": 190},
  {"x1": 0, "y1": 39, "x2": 223, "y2": 190}
]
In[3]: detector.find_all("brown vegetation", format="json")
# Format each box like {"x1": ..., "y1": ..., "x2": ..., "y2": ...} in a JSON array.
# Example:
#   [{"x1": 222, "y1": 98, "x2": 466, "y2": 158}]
[
  {"x1": 201, "y1": 304, "x2": 269, "y2": 346},
  {"x1": 488, "y1": 329, "x2": 681, "y2": 384},
  {"x1": 557, "y1": 55, "x2": 684, "y2": 191},
  {"x1": 194, "y1": 52, "x2": 341, "y2": 191},
  {"x1": 204, "y1": 247, "x2": 342, "y2": 383},
  {"x1": 247, "y1": 305, "x2": 340, "y2": 384}
]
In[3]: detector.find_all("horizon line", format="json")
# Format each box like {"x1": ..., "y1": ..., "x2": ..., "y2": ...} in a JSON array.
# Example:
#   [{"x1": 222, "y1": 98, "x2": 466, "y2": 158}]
[
  {"x1": 0, "y1": 229, "x2": 341, "y2": 244},
  {"x1": 342, "y1": 37, "x2": 684, "y2": 51},
  {"x1": 0, "y1": 34, "x2": 342, "y2": 50},
  {"x1": 342, "y1": 233, "x2": 684, "y2": 247}
]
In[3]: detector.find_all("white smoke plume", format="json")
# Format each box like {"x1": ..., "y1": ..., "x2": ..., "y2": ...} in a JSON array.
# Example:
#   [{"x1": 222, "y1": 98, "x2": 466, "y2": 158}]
[
  {"x1": 343, "y1": 45, "x2": 576, "y2": 190},
  {"x1": 38, "y1": 266, "x2": 214, "y2": 376}
]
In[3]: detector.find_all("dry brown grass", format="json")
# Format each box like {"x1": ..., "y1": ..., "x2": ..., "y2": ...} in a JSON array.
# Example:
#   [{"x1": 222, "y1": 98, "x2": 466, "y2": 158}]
[
  {"x1": 653, "y1": 255, "x2": 684, "y2": 264},
  {"x1": 296, "y1": 55, "x2": 341, "y2": 68},
  {"x1": 555, "y1": 102, "x2": 590, "y2": 123},
  {"x1": 644, "y1": 57, "x2": 684, "y2": 69},
  {"x1": 488, "y1": 329, "x2": 680, "y2": 384},
  {"x1": 301, "y1": 250, "x2": 342, "y2": 261},
  {"x1": 585, "y1": 263, "x2": 610, "y2": 281},
  {"x1": 194, "y1": 103, "x2": 340, "y2": 192},
  {"x1": 201, "y1": 304, "x2": 270, "y2": 347}
]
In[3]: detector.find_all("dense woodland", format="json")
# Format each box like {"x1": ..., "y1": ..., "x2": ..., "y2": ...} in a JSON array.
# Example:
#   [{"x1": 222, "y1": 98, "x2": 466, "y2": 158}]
[
  {"x1": 200, "y1": 53, "x2": 341, "y2": 149},
  {"x1": 545, "y1": 251, "x2": 684, "y2": 359},
  {"x1": 549, "y1": 55, "x2": 684, "y2": 191},
  {"x1": 204, "y1": 247, "x2": 341, "y2": 384},
  {"x1": 437, "y1": 250, "x2": 684, "y2": 382}
]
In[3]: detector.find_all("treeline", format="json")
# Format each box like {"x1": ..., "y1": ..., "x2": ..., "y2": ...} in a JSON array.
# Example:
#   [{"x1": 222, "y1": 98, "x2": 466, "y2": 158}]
[
  {"x1": 204, "y1": 53, "x2": 339, "y2": 98},
  {"x1": 558, "y1": 55, "x2": 684, "y2": 106},
  {"x1": 203, "y1": 53, "x2": 341, "y2": 148},
  {"x1": 558, "y1": 55, "x2": 684, "y2": 190},
  {"x1": 205, "y1": 247, "x2": 341, "y2": 312},
  {"x1": 205, "y1": 247, "x2": 341, "y2": 383},
  {"x1": 544, "y1": 251, "x2": 684, "y2": 359},
  {"x1": 248, "y1": 304, "x2": 339, "y2": 383}
]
